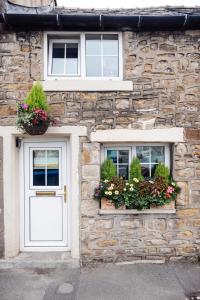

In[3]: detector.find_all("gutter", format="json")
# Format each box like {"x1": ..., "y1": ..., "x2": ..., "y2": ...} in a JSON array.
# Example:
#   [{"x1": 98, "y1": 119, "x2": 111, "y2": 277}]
[{"x1": 0, "y1": 13, "x2": 200, "y2": 31}]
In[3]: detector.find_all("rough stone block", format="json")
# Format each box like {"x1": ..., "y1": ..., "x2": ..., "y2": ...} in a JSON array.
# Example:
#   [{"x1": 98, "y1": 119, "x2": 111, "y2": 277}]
[
  {"x1": 177, "y1": 208, "x2": 199, "y2": 218},
  {"x1": 82, "y1": 165, "x2": 100, "y2": 180},
  {"x1": 185, "y1": 128, "x2": 200, "y2": 140},
  {"x1": 115, "y1": 99, "x2": 130, "y2": 110},
  {"x1": 120, "y1": 219, "x2": 143, "y2": 229},
  {"x1": 49, "y1": 103, "x2": 65, "y2": 115}
]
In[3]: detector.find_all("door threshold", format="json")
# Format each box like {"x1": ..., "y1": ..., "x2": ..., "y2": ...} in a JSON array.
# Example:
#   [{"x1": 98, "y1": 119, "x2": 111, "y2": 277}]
[{"x1": 0, "y1": 252, "x2": 79, "y2": 270}]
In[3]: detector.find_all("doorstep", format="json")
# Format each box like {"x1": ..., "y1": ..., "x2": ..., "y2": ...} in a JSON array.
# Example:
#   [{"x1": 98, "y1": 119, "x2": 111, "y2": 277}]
[
  {"x1": 99, "y1": 208, "x2": 176, "y2": 215},
  {"x1": 0, "y1": 252, "x2": 79, "y2": 269}
]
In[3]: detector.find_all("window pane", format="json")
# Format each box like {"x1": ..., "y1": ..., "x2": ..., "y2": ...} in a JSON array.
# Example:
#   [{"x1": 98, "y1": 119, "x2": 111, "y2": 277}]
[
  {"x1": 151, "y1": 146, "x2": 165, "y2": 163},
  {"x1": 66, "y1": 59, "x2": 78, "y2": 75},
  {"x1": 33, "y1": 150, "x2": 46, "y2": 186},
  {"x1": 107, "y1": 150, "x2": 117, "y2": 164},
  {"x1": 86, "y1": 35, "x2": 101, "y2": 55},
  {"x1": 118, "y1": 165, "x2": 128, "y2": 180},
  {"x1": 52, "y1": 43, "x2": 65, "y2": 74},
  {"x1": 86, "y1": 56, "x2": 101, "y2": 77},
  {"x1": 151, "y1": 164, "x2": 157, "y2": 177},
  {"x1": 141, "y1": 164, "x2": 150, "y2": 178},
  {"x1": 66, "y1": 44, "x2": 78, "y2": 74},
  {"x1": 136, "y1": 146, "x2": 150, "y2": 163},
  {"x1": 103, "y1": 56, "x2": 118, "y2": 77},
  {"x1": 47, "y1": 150, "x2": 59, "y2": 186},
  {"x1": 118, "y1": 150, "x2": 129, "y2": 164},
  {"x1": 102, "y1": 39, "x2": 118, "y2": 55},
  {"x1": 66, "y1": 43, "x2": 78, "y2": 58}
]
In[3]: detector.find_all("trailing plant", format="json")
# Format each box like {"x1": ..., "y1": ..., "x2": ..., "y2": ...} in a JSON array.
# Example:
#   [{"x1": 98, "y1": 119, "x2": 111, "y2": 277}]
[
  {"x1": 100, "y1": 159, "x2": 117, "y2": 181},
  {"x1": 154, "y1": 162, "x2": 170, "y2": 183},
  {"x1": 129, "y1": 157, "x2": 143, "y2": 181},
  {"x1": 94, "y1": 178, "x2": 124, "y2": 208}
]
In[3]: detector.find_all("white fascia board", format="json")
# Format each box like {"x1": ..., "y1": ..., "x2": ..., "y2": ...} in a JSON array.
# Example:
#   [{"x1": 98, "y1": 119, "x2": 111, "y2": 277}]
[
  {"x1": 41, "y1": 80, "x2": 133, "y2": 92},
  {"x1": 91, "y1": 128, "x2": 184, "y2": 143}
]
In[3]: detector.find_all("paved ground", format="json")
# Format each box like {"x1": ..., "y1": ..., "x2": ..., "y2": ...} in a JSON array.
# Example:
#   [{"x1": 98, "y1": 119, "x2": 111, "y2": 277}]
[{"x1": 0, "y1": 254, "x2": 200, "y2": 299}]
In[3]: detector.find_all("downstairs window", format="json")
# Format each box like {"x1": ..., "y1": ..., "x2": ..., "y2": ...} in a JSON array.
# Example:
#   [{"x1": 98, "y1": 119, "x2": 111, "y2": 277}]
[{"x1": 103, "y1": 144, "x2": 170, "y2": 180}]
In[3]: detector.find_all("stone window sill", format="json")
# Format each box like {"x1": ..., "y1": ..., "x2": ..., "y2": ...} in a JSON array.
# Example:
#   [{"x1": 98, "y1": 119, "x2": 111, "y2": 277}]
[
  {"x1": 41, "y1": 79, "x2": 133, "y2": 92},
  {"x1": 99, "y1": 209, "x2": 176, "y2": 215}
]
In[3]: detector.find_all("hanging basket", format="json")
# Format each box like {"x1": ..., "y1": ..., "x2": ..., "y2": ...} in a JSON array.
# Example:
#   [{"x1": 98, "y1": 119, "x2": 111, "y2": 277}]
[{"x1": 24, "y1": 121, "x2": 50, "y2": 135}]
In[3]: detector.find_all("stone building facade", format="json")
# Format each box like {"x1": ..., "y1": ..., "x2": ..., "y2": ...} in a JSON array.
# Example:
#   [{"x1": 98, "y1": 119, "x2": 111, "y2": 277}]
[{"x1": 0, "y1": 5, "x2": 200, "y2": 262}]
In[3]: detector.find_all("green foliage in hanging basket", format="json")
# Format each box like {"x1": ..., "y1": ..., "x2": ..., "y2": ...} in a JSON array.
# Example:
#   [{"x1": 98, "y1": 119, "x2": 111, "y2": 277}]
[
  {"x1": 25, "y1": 82, "x2": 49, "y2": 111},
  {"x1": 17, "y1": 82, "x2": 56, "y2": 134}
]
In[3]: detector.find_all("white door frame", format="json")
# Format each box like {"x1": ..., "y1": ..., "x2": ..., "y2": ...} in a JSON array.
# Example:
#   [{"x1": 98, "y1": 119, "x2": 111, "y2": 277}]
[
  {"x1": 0, "y1": 126, "x2": 87, "y2": 259},
  {"x1": 21, "y1": 138, "x2": 70, "y2": 251}
]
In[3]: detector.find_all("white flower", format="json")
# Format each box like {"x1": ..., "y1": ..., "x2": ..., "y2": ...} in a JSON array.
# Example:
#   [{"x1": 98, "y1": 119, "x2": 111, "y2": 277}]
[
  {"x1": 171, "y1": 182, "x2": 175, "y2": 186},
  {"x1": 124, "y1": 188, "x2": 127, "y2": 191},
  {"x1": 105, "y1": 191, "x2": 109, "y2": 195},
  {"x1": 115, "y1": 190, "x2": 119, "y2": 195},
  {"x1": 126, "y1": 182, "x2": 129, "y2": 186},
  {"x1": 133, "y1": 178, "x2": 139, "y2": 183},
  {"x1": 108, "y1": 191, "x2": 112, "y2": 196},
  {"x1": 149, "y1": 180, "x2": 154, "y2": 184},
  {"x1": 104, "y1": 179, "x2": 108, "y2": 183},
  {"x1": 111, "y1": 184, "x2": 114, "y2": 187},
  {"x1": 108, "y1": 186, "x2": 114, "y2": 191},
  {"x1": 129, "y1": 187, "x2": 134, "y2": 191},
  {"x1": 130, "y1": 183, "x2": 134, "y2": 187}
]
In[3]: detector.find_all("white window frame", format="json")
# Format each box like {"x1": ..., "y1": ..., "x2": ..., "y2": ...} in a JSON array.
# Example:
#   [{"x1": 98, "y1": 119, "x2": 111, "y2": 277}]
[
  {"x1": 102, "y1": 143, "x2": 170, "y2": 179},
  {"x1": 44, "y1": 31, "x2": 123, "y2": 81},
  {"x1": 48, "y1": 39, "x2": 81, "y2": 77}
]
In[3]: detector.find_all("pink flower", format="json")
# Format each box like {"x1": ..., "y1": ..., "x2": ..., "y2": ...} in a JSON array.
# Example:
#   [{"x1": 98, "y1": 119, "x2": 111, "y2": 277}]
[
  {"x1": 21, "y1": 103, "x2": 29, "y2": 110},
  {"x1": 166, "y1": 186, "x2": 174, "y2": 194}
]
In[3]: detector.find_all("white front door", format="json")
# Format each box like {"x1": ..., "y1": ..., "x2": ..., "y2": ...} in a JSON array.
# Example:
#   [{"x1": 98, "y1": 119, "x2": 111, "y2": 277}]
[{"x1": 22, "y1": 140, "x2": 69, "y2": 250}]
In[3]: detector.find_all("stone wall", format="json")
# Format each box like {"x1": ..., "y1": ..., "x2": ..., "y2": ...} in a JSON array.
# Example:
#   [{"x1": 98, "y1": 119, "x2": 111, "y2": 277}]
[{"x1": 0, "y1": 26, "x2": 200, "y2": 262}]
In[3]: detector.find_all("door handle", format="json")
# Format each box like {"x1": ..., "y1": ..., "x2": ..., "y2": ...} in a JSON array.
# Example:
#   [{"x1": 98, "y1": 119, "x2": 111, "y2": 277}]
[{"x1": 57, "y1": 185, "x2": 67, "y2": 203}]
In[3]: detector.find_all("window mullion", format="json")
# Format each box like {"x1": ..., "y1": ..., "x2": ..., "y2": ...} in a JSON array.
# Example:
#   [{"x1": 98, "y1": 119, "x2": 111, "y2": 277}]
[
  {"x1": 64, "y1": 43, "x2": 66, "y2": 75},
  {"x1": 81, "y1": 33, "x2": 85, "y2": 78},
  {"x1": 101, "y1": 34, "x2": 103, "y2": 77}
]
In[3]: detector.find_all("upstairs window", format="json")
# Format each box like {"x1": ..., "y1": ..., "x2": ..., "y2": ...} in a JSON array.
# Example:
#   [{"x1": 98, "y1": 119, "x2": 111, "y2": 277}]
[
  {"x1": 49, "y1": 37, "x2": 80, "y2": 76},
  {"x1": 103, "y1": 144, "x2": 170, "y2": 180},
  {"x1": 46, "y1": 33, "x2": 122, "y2": 79},
  {"x1": 85, "y1": 34, "x2": 119, "y2": 77}
]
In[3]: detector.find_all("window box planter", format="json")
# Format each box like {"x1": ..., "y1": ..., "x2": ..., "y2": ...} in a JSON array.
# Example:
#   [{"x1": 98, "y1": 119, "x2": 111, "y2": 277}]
[
  {"x1": 150, "y1": 200, "x2": 175, "y2": 210},
  {"x1": 101, "y1": 198, "x2": 125, "y2": 210}
]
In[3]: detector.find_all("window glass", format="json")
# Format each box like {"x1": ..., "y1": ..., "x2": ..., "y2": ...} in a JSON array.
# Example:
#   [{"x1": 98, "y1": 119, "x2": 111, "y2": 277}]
[
  {"x1": 136, "y1": 146, "x2": 165, "y2": 178},
  {"x1": 106, "y1": 149, "x2": 129, "y2": 179},
  {"x1": 86, "y1": 56, "x2": 101, "y2": 77},
  {"x1": 51, "y1": 41, "x2": 79, "y2": 76},
  {"x1": 65, "y1": 43, "x2": 78, "y2": 75},
  {"x1": 33, "y1": 150, "x2": 59, "y2": 186},
  {"x1": 85, "y1": 34, "x2": 101, "y2": 55},
  {"x1": 102, "y1": 35, "x2": 118, "y2": 55},
  {"x1": 52, "y1": 43, "x2": 65, "y2": 74},
  {"x1": 107, "y1": 150, "x2": 117, "y2": 164},
  {"x1": 103, "y1": 56, "x2": 118, "y2": 77},
  {"x1": 85, "y1": 34, "x2": 119, "y2": 77},
  {"x1": 136, "y1": 146, "x2": 150, "y2": 163},
  {"x1": 33, "y1": 150, "x2": 46, "y2": 186},
  {"x1": 47, "y1": 150, "x2": 59, "y2": 186}
]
